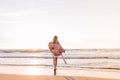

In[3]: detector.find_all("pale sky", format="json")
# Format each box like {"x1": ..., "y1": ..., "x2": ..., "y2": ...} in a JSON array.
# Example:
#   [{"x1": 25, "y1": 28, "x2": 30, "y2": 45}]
[{"x1": 0, "y1": 0, "x2": 120, "y2": 49}]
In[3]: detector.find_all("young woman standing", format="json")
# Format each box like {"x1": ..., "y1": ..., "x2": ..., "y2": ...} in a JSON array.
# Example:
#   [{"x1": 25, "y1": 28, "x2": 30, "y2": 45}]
[{"x1": 48, "y1": 36, "x2": 65, "y2": 75}]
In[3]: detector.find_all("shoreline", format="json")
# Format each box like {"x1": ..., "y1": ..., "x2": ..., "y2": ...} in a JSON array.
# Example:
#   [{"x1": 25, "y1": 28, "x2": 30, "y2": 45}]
[
  {"x1": 0, "y1": 74, "x2": 113, "y2": 80},
  {"x1": 0, "y1": 66, "x2": 120, "y2": 80}
]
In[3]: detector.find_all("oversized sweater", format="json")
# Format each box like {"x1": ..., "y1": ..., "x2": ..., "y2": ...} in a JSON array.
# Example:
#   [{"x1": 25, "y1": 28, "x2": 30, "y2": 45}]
[{"x1": 48, "y1": 41, "x2": 65, "y2": 56}]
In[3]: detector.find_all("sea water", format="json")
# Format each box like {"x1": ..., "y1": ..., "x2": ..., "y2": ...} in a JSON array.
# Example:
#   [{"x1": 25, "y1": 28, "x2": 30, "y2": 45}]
[{"x1": 0, "y1": 49, "x2": 120, "y2": 70}]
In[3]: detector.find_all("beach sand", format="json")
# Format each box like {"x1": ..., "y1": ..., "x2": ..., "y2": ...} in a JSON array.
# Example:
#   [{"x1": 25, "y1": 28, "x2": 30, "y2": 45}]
[
  {"x1": 0, "y1": 74, "x2": 113, "y2": 80},
  {"x1": 0, "y1": 66, "x2": 120, "y2": 80}
]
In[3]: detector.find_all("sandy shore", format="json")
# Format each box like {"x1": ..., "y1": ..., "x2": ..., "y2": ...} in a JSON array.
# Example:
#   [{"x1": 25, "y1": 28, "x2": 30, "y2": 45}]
[
  {"x1": 0, "y1": 66, "x2": 120, "y2": 80},
  {"x1": 0, "y1": 74, "x2": 113, "y2": 80}
]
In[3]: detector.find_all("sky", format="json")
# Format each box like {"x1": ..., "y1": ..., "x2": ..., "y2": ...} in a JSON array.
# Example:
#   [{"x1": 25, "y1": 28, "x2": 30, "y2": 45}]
[{"x1": 0, "y1": 0, "x2": 120, "y2": 49}]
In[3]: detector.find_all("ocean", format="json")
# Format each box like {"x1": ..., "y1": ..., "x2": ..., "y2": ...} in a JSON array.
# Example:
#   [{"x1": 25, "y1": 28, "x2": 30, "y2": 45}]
[{"x1": 0, "y1": 49, "x2": 120, "y2": 70}]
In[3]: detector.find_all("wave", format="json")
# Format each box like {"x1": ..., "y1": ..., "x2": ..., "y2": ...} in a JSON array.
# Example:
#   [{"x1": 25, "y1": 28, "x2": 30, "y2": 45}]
[
  {"x1": 0, "y1": 63, "x2": 51, "y2": 66},
  {"x1": 80, "y1": 67, "x2": 120, "y2": 70},
  {"x1": 0, "y1": 63, "x2": 120, "y2": 71},
  {"x1": 0, "y1": 56, "x2": 120, "y2": 59}
]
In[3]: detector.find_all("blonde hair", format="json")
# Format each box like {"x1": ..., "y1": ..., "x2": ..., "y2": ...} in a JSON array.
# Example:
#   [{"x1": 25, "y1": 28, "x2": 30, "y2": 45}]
[{"x1": 53, "y1": 36, "x2": 58, "y2": 44}]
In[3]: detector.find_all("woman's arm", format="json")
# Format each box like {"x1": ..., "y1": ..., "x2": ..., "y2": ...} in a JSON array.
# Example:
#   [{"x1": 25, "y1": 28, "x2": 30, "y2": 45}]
[
  {"x1": 58, "y1": 42, "x2": 65, "y2": 53},
  {"x1": 48, "y1": 42, "x2": 54, "y2": 53}
]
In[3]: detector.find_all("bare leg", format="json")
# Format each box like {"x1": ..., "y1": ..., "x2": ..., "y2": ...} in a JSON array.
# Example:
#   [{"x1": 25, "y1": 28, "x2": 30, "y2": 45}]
[{"x1": 53, "y1": 57, "x2": 57, "y2": 75}]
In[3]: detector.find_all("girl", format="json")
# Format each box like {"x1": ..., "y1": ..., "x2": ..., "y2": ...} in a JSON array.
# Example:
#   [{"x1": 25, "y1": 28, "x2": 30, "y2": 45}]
[{"x1": 48, "y1": 36, "x2": 65, "y2": 75}]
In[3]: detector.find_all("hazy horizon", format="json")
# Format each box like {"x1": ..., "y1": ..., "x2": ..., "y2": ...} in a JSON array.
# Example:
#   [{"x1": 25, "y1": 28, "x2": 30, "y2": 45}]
[{"x1": 0, "y1": 0, "x2": 120, "y2": 49}]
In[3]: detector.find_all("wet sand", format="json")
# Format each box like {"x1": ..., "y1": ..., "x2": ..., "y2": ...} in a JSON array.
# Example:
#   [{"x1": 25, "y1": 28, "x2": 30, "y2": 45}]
[
  {"x1": 0, "y1": 66, "x2": 120, "y2": 80},
  {"x1": 0, "y1": 74, "x2": 113, "y2": 80}
]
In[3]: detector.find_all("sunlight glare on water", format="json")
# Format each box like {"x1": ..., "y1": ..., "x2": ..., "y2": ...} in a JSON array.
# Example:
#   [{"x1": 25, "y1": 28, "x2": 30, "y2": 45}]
[
  {"x1": 29, "y1": 59, "x2": 41, "y2": 65},
  {"x1": 25, "y1": 67, "x2": 44, "y2": 75}
]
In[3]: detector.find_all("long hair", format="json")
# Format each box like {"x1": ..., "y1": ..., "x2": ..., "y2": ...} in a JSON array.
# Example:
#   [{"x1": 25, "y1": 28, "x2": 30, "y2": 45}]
[{"x1": 53, "y1": 36, "x2": 59, "y2": 44}]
